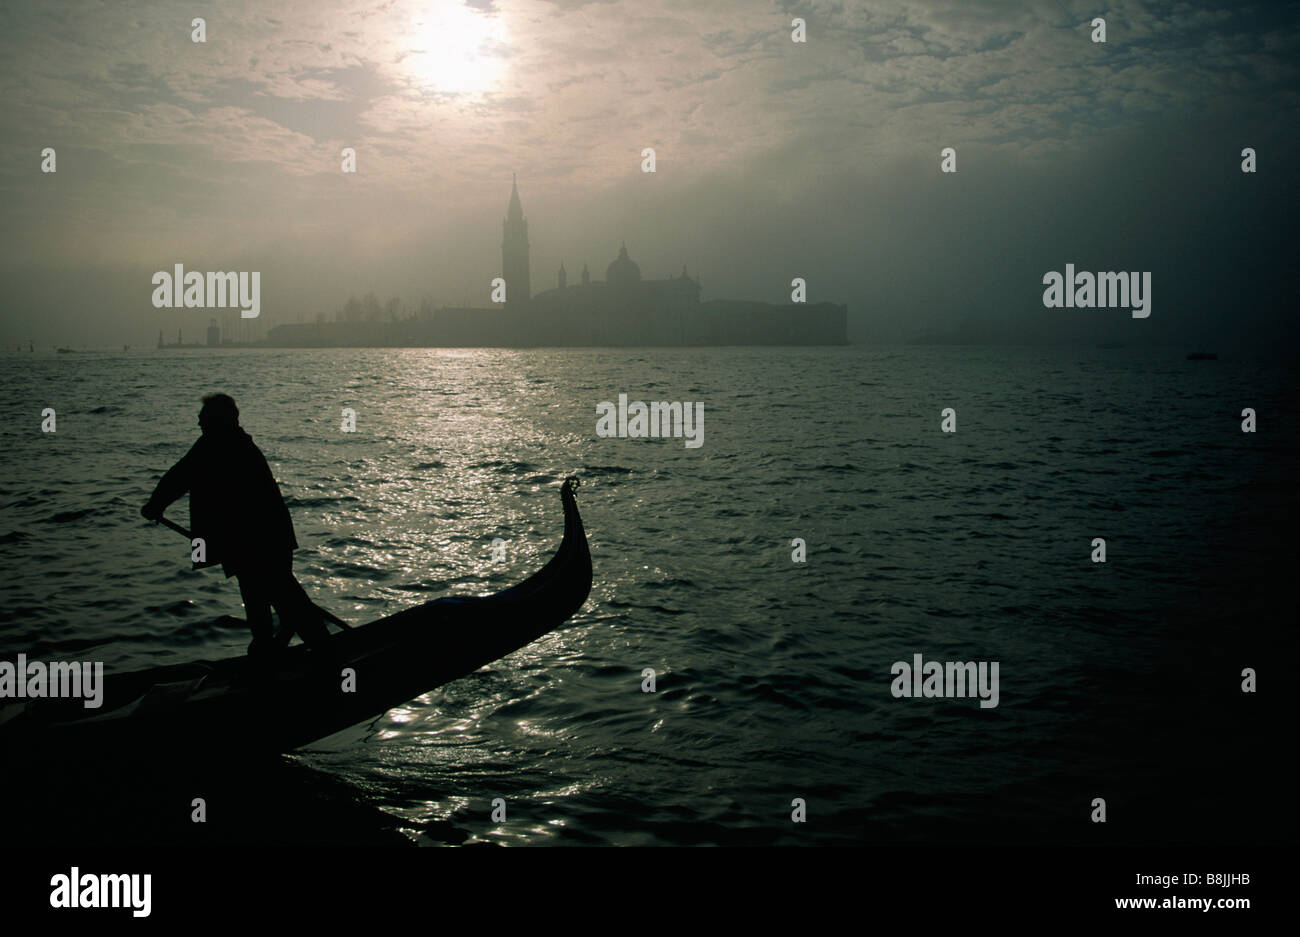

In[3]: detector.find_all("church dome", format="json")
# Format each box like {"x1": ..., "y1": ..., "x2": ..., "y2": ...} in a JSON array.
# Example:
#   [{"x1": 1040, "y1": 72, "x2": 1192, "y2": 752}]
[{"x1": 606, "y1": 243, "x2": 641, "y2": 289}]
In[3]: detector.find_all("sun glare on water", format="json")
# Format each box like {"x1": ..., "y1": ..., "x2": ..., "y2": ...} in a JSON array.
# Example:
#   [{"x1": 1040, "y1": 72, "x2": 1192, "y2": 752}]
[{"x1": 406, "y1": 3, "x2": 508, "y2": 94}]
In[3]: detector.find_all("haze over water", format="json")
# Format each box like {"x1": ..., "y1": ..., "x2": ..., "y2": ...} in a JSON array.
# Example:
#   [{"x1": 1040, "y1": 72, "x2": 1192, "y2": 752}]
[
  {"x1": 0, "y1": 345, "x2": 1293, "y2": 845},
  {"x1": 3, "y1": 1, "x2": 1298, "y2": 352}
]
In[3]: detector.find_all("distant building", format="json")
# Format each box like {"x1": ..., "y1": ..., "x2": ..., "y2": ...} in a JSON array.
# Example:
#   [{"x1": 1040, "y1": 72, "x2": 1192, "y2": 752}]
[
  {"x1": 206, "y1": 318, "x2": 220, "y2": 347},
  {"x1": 502, "y1": 174, "x2": 530, "y2": 309},
  {"x1": 527, "y1": 243, "x2": 703, "y2": 344},
  {"x1": 266, "y1": 178, "x2": 847, "y2": 347}
]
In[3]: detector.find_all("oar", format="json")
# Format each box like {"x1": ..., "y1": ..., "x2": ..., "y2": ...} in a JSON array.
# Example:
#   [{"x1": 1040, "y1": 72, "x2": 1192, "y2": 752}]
[
  {"x1": 152, "y1": 514, "x2": 352, "y2": 630},
  {"x1": 155, "y1": 514, "x2": 194, "y2": 540}
]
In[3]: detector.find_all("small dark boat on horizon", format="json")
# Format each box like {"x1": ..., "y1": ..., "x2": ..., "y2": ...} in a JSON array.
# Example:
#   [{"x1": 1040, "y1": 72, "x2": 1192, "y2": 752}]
[
  {"x1": 1186, "y1": 352, "x2": 1218, "y2": 360},
  {"x1": 0, "y1": 478, "x2": 592, "y2": 764}
]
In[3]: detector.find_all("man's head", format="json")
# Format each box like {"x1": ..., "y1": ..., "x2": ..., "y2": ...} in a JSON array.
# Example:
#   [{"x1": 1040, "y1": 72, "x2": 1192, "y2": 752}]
[{"x1": 198, "y1": 393, "x2": 240, "y2": 434}]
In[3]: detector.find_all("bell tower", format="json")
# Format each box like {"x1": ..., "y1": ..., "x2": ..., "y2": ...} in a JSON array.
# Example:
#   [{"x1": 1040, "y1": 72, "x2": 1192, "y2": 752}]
[{"x1": 501, "y1": 174, "x2": 530, "y2": 308}]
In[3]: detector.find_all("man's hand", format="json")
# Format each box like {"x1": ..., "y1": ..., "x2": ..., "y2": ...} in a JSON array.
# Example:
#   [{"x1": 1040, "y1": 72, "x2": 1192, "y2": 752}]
[{"x1": 140, "y1": 501, "x2": 162, "y2": 521}]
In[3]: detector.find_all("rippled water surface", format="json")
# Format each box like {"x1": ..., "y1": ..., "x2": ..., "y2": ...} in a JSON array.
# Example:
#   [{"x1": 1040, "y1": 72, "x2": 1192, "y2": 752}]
[{"x1": 1, "y1": 346, "x2": 1294, "y2": 845}]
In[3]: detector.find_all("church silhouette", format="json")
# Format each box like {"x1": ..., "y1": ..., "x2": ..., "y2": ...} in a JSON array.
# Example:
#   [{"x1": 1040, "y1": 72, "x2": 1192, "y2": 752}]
[{"x1": 268, "y1": 177, "x2": 847, "y2": 347}]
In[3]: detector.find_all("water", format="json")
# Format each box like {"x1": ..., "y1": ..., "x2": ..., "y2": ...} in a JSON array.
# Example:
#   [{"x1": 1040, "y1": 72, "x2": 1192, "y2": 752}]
[{"x1": 0, "y1": 346, "x2": 1294, "y2": 845}]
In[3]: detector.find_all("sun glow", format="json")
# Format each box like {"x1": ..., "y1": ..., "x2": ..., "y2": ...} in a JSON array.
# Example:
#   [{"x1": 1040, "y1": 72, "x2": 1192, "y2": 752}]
[{"x1": 406, "y1": 3, "x2": 508, "y2": 94}]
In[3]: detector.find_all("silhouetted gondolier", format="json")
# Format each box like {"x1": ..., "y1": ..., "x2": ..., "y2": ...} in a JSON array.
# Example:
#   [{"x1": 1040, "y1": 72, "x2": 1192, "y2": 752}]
[{"x1": 141, "y1": 393, "x2": 331, "y2": 660}]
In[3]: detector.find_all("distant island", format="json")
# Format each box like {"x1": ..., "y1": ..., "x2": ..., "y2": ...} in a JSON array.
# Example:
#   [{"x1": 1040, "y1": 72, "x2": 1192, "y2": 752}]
[{"x1": 264, "y1": 178, "x2": 847, "y2": 348}]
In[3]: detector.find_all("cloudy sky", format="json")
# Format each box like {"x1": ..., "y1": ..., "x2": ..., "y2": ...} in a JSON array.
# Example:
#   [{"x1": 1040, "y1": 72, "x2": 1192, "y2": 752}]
[{"x1": 1, "y1": 0, "x2": 1296, "y2": 346}]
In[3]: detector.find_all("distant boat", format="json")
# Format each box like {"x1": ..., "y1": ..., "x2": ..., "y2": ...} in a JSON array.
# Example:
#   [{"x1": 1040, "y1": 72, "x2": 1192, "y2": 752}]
[
  {"x1": 1186, "y1": 352, "x2": 1218, "y2": 360},
  {"x1": 56, "y1": 347, "x2": 74, "y2": 354}
]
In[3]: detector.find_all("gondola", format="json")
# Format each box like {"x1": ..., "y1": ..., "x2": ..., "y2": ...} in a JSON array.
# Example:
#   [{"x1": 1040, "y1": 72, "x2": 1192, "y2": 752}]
[{"x1": 0, "y1": 477, "x2": 592, "y2": 762}]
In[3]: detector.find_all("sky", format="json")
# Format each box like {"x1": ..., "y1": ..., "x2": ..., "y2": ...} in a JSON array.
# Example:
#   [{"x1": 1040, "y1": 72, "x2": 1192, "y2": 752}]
[{"x1": 0, "y1": 0, "x2": 1297, "y2": 347}]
